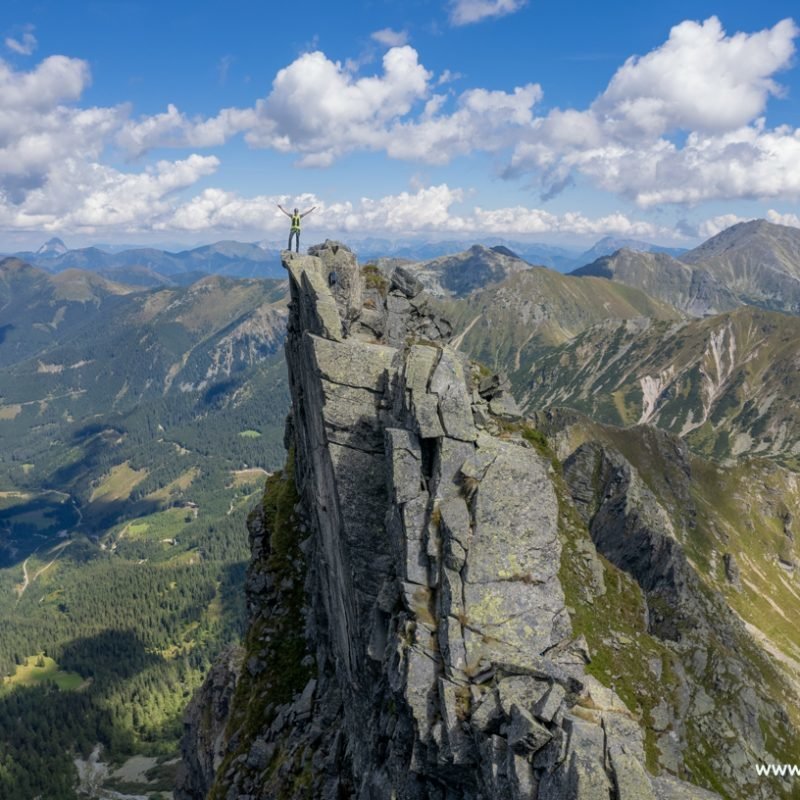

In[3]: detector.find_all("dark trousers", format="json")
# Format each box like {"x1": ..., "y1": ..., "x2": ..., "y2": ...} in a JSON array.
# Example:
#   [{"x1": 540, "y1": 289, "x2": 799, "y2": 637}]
[{"x1": 288, "y1": 229, "x2": 300, "y2": 252}]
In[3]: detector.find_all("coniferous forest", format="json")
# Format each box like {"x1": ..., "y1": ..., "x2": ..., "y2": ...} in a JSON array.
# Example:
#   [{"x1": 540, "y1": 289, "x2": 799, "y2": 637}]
[{"x1": 0, "y1": 268, "x2": 291, "y2": 798}]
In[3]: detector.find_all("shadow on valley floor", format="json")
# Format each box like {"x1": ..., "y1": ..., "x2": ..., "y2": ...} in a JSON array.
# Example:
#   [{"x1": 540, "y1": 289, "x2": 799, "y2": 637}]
[
  {"x1": 56, "y1": 628, "x2": 164, "y2": 686},
  {"x1": 216, "y1": 558, "x2": 249, "y2": 637},
  {"x1": 79, "y1": 495, "x2": 164, "y2": 535},
  {"x1": 44, "y1": 421, "x2": 131, "y2": 492},
  {"x1": 0, "y1": 628, "x2": 172, "y2": 799},
  {"x1": 0, "y1": 494, "x2": 81, "y2": 567},
  {"x1": 0, "y1": 494, "x2": 163, "y2": 569}
]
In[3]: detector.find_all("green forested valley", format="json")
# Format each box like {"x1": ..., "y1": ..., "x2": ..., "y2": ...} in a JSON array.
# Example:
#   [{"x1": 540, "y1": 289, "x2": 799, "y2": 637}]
[{"x1": 0, "y1": 259, "x2": 290, "y2": 799}]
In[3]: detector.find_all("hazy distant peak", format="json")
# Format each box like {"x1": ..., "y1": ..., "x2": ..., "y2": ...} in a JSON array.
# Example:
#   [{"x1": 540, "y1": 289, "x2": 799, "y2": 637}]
[
  {"x1": 685, "y1": 218, "x2": 793, "y2": 258},
  {"x1": 489, "y1": 244, "x2": 521, "y2": 258},
  {"x1": 575, "y1": 235, "x2": 687, "y2": 267},
  {"x1": 36, "y1": 237, "x2": 68, "y2": 257},
  {"x1": 414, "y1": 243, "x2": 533, "y2": 296}
]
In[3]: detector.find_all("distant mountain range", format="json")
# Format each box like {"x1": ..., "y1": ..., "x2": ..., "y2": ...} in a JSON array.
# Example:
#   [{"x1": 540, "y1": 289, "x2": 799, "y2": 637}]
[
  {"x1": 344, "y1": 235, "x2": 689, "y2": 270},
  {"x1": 411, "y1": 218, "x2": 800, "y2": 469},
  {"x1": 347, "y1": 237, "x2": 583, "y2": 270},
  {"x1": 4, "y1": 232, "x2": 692, "y2": 283},
  {"x1": 574, "y1": 235, "x2": 688, "y2": 265},
  {"x1": 571, "y1": 220, "x2": 800, "y2": 315},
  {"x1": 8, "y1": 220, "x2": 800, "y2": 467},
  {"x1": 7, "y1": 238, "x2": 285, "y2": 287}
]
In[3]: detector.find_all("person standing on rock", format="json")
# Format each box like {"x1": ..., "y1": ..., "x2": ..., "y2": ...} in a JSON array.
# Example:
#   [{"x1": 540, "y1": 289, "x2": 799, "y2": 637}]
[{"x1": 278, "y1": 204, "x2": 316, "y2": 253}]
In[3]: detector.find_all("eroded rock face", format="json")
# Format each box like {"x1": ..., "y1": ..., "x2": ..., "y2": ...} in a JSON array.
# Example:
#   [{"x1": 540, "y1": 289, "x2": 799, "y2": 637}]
[
  {"x1": 559, "y1": 435, "x2": 797, "y2": 800},
  {"x1": 180, "y1": 242, "x2": 724, "y2": 800},
  {"x1": 564, "y1": 441, "x2": 704, "y2": 641},
  {"x1": 174, "y1": 646, "x2": 241, "y2": 800}
]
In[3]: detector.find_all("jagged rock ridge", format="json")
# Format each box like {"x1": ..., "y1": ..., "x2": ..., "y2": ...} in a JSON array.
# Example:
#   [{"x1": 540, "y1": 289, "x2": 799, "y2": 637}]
[{"x1": 178, "y1": 241, "x2": 796, "y2": 800}]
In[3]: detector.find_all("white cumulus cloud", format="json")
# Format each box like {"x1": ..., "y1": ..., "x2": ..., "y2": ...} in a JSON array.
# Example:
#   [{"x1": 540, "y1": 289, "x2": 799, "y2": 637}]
[
  {"x1": 115, "y1": 16, "x2": 800, "y2": 209},
  {"x1": 0, "y1": 54, "x2": 89, "y2": 109},
  {"x1": 387, "y1": 84, "x2": 542, "y2": 163},
  {"x1": 118, "y1": 103, "x2": 256, "y2": 156},
  {"x1": 449, "y1": 0, "x2": 527, "y2": 26},
  {"x1": 117, "y1": 44, "x2": 542, "y2": 169},
  {"x1": 0, "y1": 55, "x2": 121, "y2": 202},
  {"x1": 0, "y1": 56, "x2": 221, "y2": 234},
  {"x1": 596, "y1": 17, "x2": 797, "y2": 137},
  {"x1": 766, "y1": 209, "x2": 800, "y2": 228},
  {"x1": 508, "y1": 16, "x2": 800, "y2": 206},
  {"x1": 3, "y1": 19, "x2": 800, "y2": 241},
  {"x1": 161, "y1": 184, "x2": 468, "y2": 234},
  {"x1": 371, "y1": 28, "x2": 409, "y2": 47},
  {"x1": 3, "y1": 155, "x2": 220, "y2": 232},
  {"x1": 155, "y1": 182, "x2": 673, "y2": 241},
  {"x1": 244, "y1": 46, "x2": 431, "y2": 166}
]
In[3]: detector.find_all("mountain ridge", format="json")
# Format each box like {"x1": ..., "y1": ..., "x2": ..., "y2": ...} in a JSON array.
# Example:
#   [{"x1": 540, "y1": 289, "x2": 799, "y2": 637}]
[
  {"x1": 570, "y1": 248, "x2": 741, "y2": 316},
  {"x1": 177, "y1": 241, "x2": 797, "y2": 800},
  {"x1": 8, "y1": 240, "x2": 284, "y2": 284},
  {"x1": 568, "y1": 220, "x2": 800, "y2": 317},
  {"x1": 513, "y1": 305, "x2": 800, "y2": 466}
]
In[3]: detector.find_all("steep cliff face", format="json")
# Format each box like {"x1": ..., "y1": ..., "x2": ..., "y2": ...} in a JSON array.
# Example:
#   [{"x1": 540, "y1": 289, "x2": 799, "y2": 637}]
[
  {"x1": 178, "y1": 242, "x2": 794, "y2": 799},
  {"x1": 175, "y1": 647, "x2": 242, "y2": 798}
]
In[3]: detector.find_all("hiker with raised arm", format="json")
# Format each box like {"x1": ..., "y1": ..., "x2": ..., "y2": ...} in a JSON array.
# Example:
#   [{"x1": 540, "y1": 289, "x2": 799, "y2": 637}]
[{"x1": 278, "y1": 204, "x2": 316, "y2": 253}]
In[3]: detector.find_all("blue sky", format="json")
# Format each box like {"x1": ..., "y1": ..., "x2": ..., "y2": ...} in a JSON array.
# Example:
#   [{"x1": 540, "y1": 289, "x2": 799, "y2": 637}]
[{"x1": 1, "y1": 0, "x2": 800, "y2": 250}]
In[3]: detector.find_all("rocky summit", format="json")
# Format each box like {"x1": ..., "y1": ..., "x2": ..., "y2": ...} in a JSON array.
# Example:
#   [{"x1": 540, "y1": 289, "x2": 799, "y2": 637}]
[{"x1": 176, "y1": 241, "x2": 796, "y2": 800}]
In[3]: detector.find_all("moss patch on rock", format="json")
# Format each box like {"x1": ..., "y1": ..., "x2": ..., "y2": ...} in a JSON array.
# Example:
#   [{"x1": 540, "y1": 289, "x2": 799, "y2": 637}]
[{"x1": 209, "y1": 450, "x2": 314, "y2": 799}]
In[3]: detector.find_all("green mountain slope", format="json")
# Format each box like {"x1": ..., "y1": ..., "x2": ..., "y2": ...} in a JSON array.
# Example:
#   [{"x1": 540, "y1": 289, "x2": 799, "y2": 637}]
[
  {"x1": 1, "y1": 268, "x2": 291, "y2": 555},
  {"x1": 0, "y1": 266, "x2": 292, "y2": 799},
  {"x1": 533, "y1": 411, "x2": 800, "y2": 791},
  {"x1": 515, "y1": 306, "x2": 800, "y2": 465},
  {"x1": 1, "y1": 270, "x2": 287, "y2": 417},
  {"x1": 681, "y1": 220, "x2": 800, "y2": 314},
  {"x1": 571, "y1": 248, "x2": 741, "y2": 316},
  {"x1": 442, "y1": 264, "x2": 681, "y2": 377},
  {"x1": 0, "y1": 258, "x2": 138, "y2": 367}
]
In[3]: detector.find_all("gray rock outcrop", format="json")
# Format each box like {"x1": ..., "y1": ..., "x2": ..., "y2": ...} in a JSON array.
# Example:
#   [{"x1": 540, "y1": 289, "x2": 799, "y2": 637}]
[
  {"x1": 555, "y1": 430, "x2": 797, "y2": 800},
  {"x1": 179, "y1": 242, "x2": 727, "y2": 800},
  {"x1": 174, "y1": 646, "x2": 242, "y2": 799}
]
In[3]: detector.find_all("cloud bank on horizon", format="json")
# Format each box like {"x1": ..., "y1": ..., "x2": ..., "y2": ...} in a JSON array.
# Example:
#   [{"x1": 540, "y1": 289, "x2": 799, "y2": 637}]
[{"x1": 0, "y1": 7, "x2": 799, "y2": 245}]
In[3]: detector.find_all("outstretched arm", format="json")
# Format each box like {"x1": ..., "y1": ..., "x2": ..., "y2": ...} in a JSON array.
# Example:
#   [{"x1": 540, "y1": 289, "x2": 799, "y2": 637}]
[
  {"x1": 277, "y1": 204, "x2": 292, "y2": 218},
  {"x1": 301, "y1": 206, "x2": 317, "y2": 218}
]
